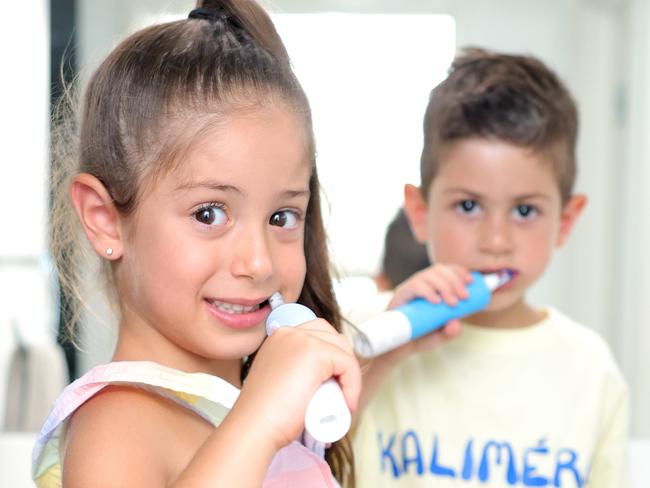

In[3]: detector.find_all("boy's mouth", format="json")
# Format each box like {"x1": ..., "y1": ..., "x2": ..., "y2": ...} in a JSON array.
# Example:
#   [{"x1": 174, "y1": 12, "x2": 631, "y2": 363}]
[{"x1": 480, "y1": 268, "x2": 519, "y2": 290}]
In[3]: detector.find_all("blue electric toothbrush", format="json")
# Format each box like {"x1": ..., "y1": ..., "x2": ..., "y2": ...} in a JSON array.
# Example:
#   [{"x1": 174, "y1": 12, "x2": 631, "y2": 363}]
[
  {"x1": 354, "y1": 270, "x2": 513, "y2": 358},
  {"x1": 266, "y1": 293, "x2": 351, "y2": 444}
]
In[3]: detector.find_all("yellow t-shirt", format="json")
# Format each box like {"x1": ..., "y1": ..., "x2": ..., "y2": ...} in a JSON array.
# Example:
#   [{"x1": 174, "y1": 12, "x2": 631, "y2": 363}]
[{"x1": 353, "y1": 307, "x2": 629, "y2": 487}]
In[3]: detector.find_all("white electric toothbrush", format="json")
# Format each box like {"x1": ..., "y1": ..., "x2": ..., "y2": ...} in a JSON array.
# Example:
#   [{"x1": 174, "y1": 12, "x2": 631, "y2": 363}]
[{"x1": 265, "y1": 293, "x2": 351, "y2": 444}]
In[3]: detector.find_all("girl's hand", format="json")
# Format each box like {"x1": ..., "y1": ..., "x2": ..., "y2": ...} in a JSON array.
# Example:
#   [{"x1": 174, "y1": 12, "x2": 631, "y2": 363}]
[{"x1": 232, "y1": 319, "x2": 361, "y2": 452}]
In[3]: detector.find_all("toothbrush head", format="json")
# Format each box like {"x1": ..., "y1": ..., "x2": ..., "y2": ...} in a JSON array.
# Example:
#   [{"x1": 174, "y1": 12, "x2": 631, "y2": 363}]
[
  {"x1": 268, "y1": 292, "x2": 285, "y2": 310},
  {"x1": 481, "y1": 269, "x2": 516, "y2": 291},
  {"x1": 496, "y1": 269, "x2": 515, "y2": 288}
]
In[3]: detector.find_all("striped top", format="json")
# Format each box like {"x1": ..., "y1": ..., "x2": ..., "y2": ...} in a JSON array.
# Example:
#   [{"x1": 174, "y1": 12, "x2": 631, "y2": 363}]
[{"x1": 32, "y1": 360, "x2": 338, "y2": 487}]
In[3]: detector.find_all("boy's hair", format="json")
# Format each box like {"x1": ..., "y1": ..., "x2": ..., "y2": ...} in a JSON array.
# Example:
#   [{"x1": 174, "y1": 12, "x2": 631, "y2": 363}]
[
  {"x1": 420, "y1": 47, "x2": 578, "y2": 203},
  {"x1": 49, "y1": 0, "x2": 353, "y2": 483}
]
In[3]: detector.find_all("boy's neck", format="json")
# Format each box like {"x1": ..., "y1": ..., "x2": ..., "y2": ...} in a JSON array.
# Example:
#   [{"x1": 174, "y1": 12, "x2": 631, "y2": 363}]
[{"x1": 463, "y1": 299, "x2": 545, "y2": 329}]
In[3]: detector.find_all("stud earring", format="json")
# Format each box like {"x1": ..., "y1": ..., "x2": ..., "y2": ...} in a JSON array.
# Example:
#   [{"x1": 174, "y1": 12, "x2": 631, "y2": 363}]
[{"x1": 106, "y1": 248, "x2": 113, "y2": 256}]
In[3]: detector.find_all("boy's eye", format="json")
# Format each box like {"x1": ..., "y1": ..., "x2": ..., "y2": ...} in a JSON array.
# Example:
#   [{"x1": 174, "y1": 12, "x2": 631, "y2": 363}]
[
  {"x1": 513, "y1": 204, "x2": 538, "y2": 220},
  {"x1": 456, "y1": 199, "x2": 480, "y2": 215},
  {"x1": 193, "y1": 204, "x2": 227, "y2": 226},
  {"x1": 270, "y1": 210, "x2": 300, "y2": 229}
]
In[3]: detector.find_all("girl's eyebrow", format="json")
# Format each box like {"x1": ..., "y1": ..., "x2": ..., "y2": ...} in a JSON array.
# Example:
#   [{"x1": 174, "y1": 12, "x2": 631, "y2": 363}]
[
  {"x1": 174, "y1": 181, "x2": 310, "y2": 199},
  {"x1": 175, "y1": 181, "x2": 242, "y2": 195},
  {"x1": 282, "y1": 189, "x2": 311, "y2": 199}
]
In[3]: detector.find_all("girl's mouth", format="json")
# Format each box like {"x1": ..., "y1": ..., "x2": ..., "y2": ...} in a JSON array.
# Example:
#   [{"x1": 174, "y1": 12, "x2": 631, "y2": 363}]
[
  {"x1": 210, "y1": 299, "x2": 266, "y2": 314},
  {"x1": 205, "y1": 298, "x2": 271, "y2": 329}
]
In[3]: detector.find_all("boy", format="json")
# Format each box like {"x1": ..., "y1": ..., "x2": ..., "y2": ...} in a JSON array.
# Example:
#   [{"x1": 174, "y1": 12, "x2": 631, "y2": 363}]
[{"x1": 353, "y1": 48, "x2": 628, "y2": 488}]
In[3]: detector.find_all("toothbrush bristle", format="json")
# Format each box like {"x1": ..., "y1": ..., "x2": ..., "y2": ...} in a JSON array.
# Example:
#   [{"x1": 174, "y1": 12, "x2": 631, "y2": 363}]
[
  {"x1": 268, "y1": 292, "x2": 285, "y2": 310},
  {"x1": 499, "y1": 269, "x2": 515, "y2": 286}
]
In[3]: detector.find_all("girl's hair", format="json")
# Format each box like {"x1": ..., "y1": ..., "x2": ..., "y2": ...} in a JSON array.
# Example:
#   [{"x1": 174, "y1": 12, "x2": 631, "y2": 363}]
[{"x1": 49, "y1": 0, "x2": 354, "y2": 484}]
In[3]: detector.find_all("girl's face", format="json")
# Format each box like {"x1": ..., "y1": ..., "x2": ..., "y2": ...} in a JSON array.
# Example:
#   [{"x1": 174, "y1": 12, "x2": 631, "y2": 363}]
[{"x1": 113, "y1": 104, "x2": 312, "y2": 382}]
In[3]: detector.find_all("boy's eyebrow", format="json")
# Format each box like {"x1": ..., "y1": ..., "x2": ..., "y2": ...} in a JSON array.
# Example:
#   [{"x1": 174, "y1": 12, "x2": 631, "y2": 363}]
[
  {"x1": 512, "y1": 192, "x2": 553, "y2": 201},
  {"x1": 445, "y1": 188, "x2": 553, "y2": 201}
]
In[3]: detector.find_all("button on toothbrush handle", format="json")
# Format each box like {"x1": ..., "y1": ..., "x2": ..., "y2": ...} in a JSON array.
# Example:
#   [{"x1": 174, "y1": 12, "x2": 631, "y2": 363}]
[{"x1": 304, "y1": 378, "x2": 351, "y2": 444}]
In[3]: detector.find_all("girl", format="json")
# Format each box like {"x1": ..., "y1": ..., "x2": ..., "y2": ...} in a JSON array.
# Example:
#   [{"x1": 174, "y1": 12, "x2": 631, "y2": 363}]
[{"x1": 32, "y1": 1, "x2": 360, "y2": 486}]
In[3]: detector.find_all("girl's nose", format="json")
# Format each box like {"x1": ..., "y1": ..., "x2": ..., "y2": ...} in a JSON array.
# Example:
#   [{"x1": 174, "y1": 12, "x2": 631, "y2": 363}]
[{"x1": 230, "y1": 225, "x2": 274, "y2": 282}]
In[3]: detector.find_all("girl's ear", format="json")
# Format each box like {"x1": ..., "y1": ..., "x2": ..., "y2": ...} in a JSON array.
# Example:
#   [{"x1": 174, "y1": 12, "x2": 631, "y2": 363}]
[
  {"x1": 403, "y1": 183, "x2": 429, "y2": 244},
  {"x1": 70, "y1": 173, "x2": 123, "y2": 260},
  {"x1": 556, "y1": 193, "x2": 587, "y2": 247}
]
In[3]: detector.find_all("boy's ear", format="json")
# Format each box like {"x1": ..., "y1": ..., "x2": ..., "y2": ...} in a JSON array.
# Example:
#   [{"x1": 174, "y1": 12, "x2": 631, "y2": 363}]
[
  {"x1": 403, "y1": 183, "x2": 429, "y2": 244},
  {"x1": 556, "y1": 193, "x2": 587, "y2": 247},
  {"x1": 70, "y1": 173, "x2": 123, "y2": 260}
]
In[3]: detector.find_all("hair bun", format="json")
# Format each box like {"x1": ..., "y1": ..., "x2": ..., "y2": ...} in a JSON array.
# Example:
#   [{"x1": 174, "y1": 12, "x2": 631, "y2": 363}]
[
  {"x1": 188, "y1": 1, "x2": 244, "y2": 29},
  {"x1": 196, "y1": 0, "x2": 227, "y2": 9}
]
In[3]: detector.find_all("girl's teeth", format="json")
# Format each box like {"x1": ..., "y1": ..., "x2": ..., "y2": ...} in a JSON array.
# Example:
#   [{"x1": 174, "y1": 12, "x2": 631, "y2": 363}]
[{"x1": 211, "y1": 300, "x2": 260, "y2": 314}]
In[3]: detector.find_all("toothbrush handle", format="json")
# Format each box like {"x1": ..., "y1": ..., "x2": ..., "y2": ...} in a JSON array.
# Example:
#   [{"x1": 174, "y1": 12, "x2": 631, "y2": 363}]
[
  {"x1": 354, "y1": 271, "x2": 492, "y2": 358},
  {"x1": 266, "y1": 303, "x2": 352, "y2": 444}
]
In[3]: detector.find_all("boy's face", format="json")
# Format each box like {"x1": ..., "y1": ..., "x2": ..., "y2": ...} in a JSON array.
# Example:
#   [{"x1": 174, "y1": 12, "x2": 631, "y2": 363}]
[{"x1": 405, "y1": 137, "x2": 585, "y2": 325}]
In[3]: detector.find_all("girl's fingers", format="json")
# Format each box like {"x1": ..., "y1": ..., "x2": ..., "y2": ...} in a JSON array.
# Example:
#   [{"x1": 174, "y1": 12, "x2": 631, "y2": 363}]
[
  {"x1": 246, "y1": 323, "x2": 362, "y2": 446},
  {"x1": 293, "y1": 318, "x2": 355, "y2": 355},
  {"x1": 270, "y1": 321, "x2": 361, "y2": 410},
  {"x1": 325, "y1": 345, "x2": 362, "y2": 412}
]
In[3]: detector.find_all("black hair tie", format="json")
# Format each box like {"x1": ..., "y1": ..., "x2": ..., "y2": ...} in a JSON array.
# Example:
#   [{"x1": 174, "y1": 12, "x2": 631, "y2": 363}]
[{"x1": 188, "y1": 7, "x2": 242, "y2": 29}]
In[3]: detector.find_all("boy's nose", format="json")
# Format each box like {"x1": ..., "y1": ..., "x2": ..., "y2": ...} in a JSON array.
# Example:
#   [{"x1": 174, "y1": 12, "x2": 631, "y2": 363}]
[
  {"x1": 230, "y1": 226, "x2": 274, "y2": 282},
  {"x1": 479, "y1": 214, "x2": 514, "y2": 255}
]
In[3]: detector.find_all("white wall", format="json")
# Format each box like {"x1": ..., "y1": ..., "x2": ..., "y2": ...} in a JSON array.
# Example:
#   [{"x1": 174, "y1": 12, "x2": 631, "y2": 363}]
[
  {"x1": 619, "y1": 0, "x2": 650, "y2": 438},
  {"x1": 0, "y1": 1, "x2": 54, "y2": 424}
]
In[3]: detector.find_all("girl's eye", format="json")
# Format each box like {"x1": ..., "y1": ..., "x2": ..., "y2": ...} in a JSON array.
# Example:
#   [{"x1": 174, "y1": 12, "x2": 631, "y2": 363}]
[
  {"x1": 193, "y1": 204, "x2": 227, "y2": 226},
  {"x1": 513, "y1": 204, "x2": 538, "y2": 220},
  {"x1": 456, "y1": 199, "x2": 480, "y2": 215},
  {"x1": 270, "y1": 210, "x2": 300, "y2": 229}
]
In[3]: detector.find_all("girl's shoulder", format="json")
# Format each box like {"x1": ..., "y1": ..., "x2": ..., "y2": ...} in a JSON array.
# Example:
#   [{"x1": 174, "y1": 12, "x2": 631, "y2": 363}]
[
  {"x1": 33, "y1": 361, "x2": 235, "y2": 487},
  {"x1": 63, "y1": 383, "x2": 214, "y2": 486}
]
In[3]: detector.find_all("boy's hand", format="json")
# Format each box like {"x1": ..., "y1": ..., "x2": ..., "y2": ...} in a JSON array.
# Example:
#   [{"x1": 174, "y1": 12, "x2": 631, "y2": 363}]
[
  {"x1": 356, "y1": 264, "x2": 471, "y2": 414},
  {"x1": 389, "y1": 263, "x2": 474, "y2": 309},
  {"x1": 383, "y1": 263, "x2": 473, "y2": 358}
]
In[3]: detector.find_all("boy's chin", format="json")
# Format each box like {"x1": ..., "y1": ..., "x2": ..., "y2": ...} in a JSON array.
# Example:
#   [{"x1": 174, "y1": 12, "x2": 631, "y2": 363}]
[
  {"x1": 487, "y1": 290, "x2": 522, "y2": 308},
  {"x1": 475, "y1": 294, "x2": 542, "y2": 327}
]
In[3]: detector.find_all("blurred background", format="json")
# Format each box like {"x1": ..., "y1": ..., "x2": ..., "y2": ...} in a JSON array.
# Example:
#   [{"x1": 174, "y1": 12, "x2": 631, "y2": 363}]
[{"x1": 1, "y1": 0, "x2": 649, "y2": 484}]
